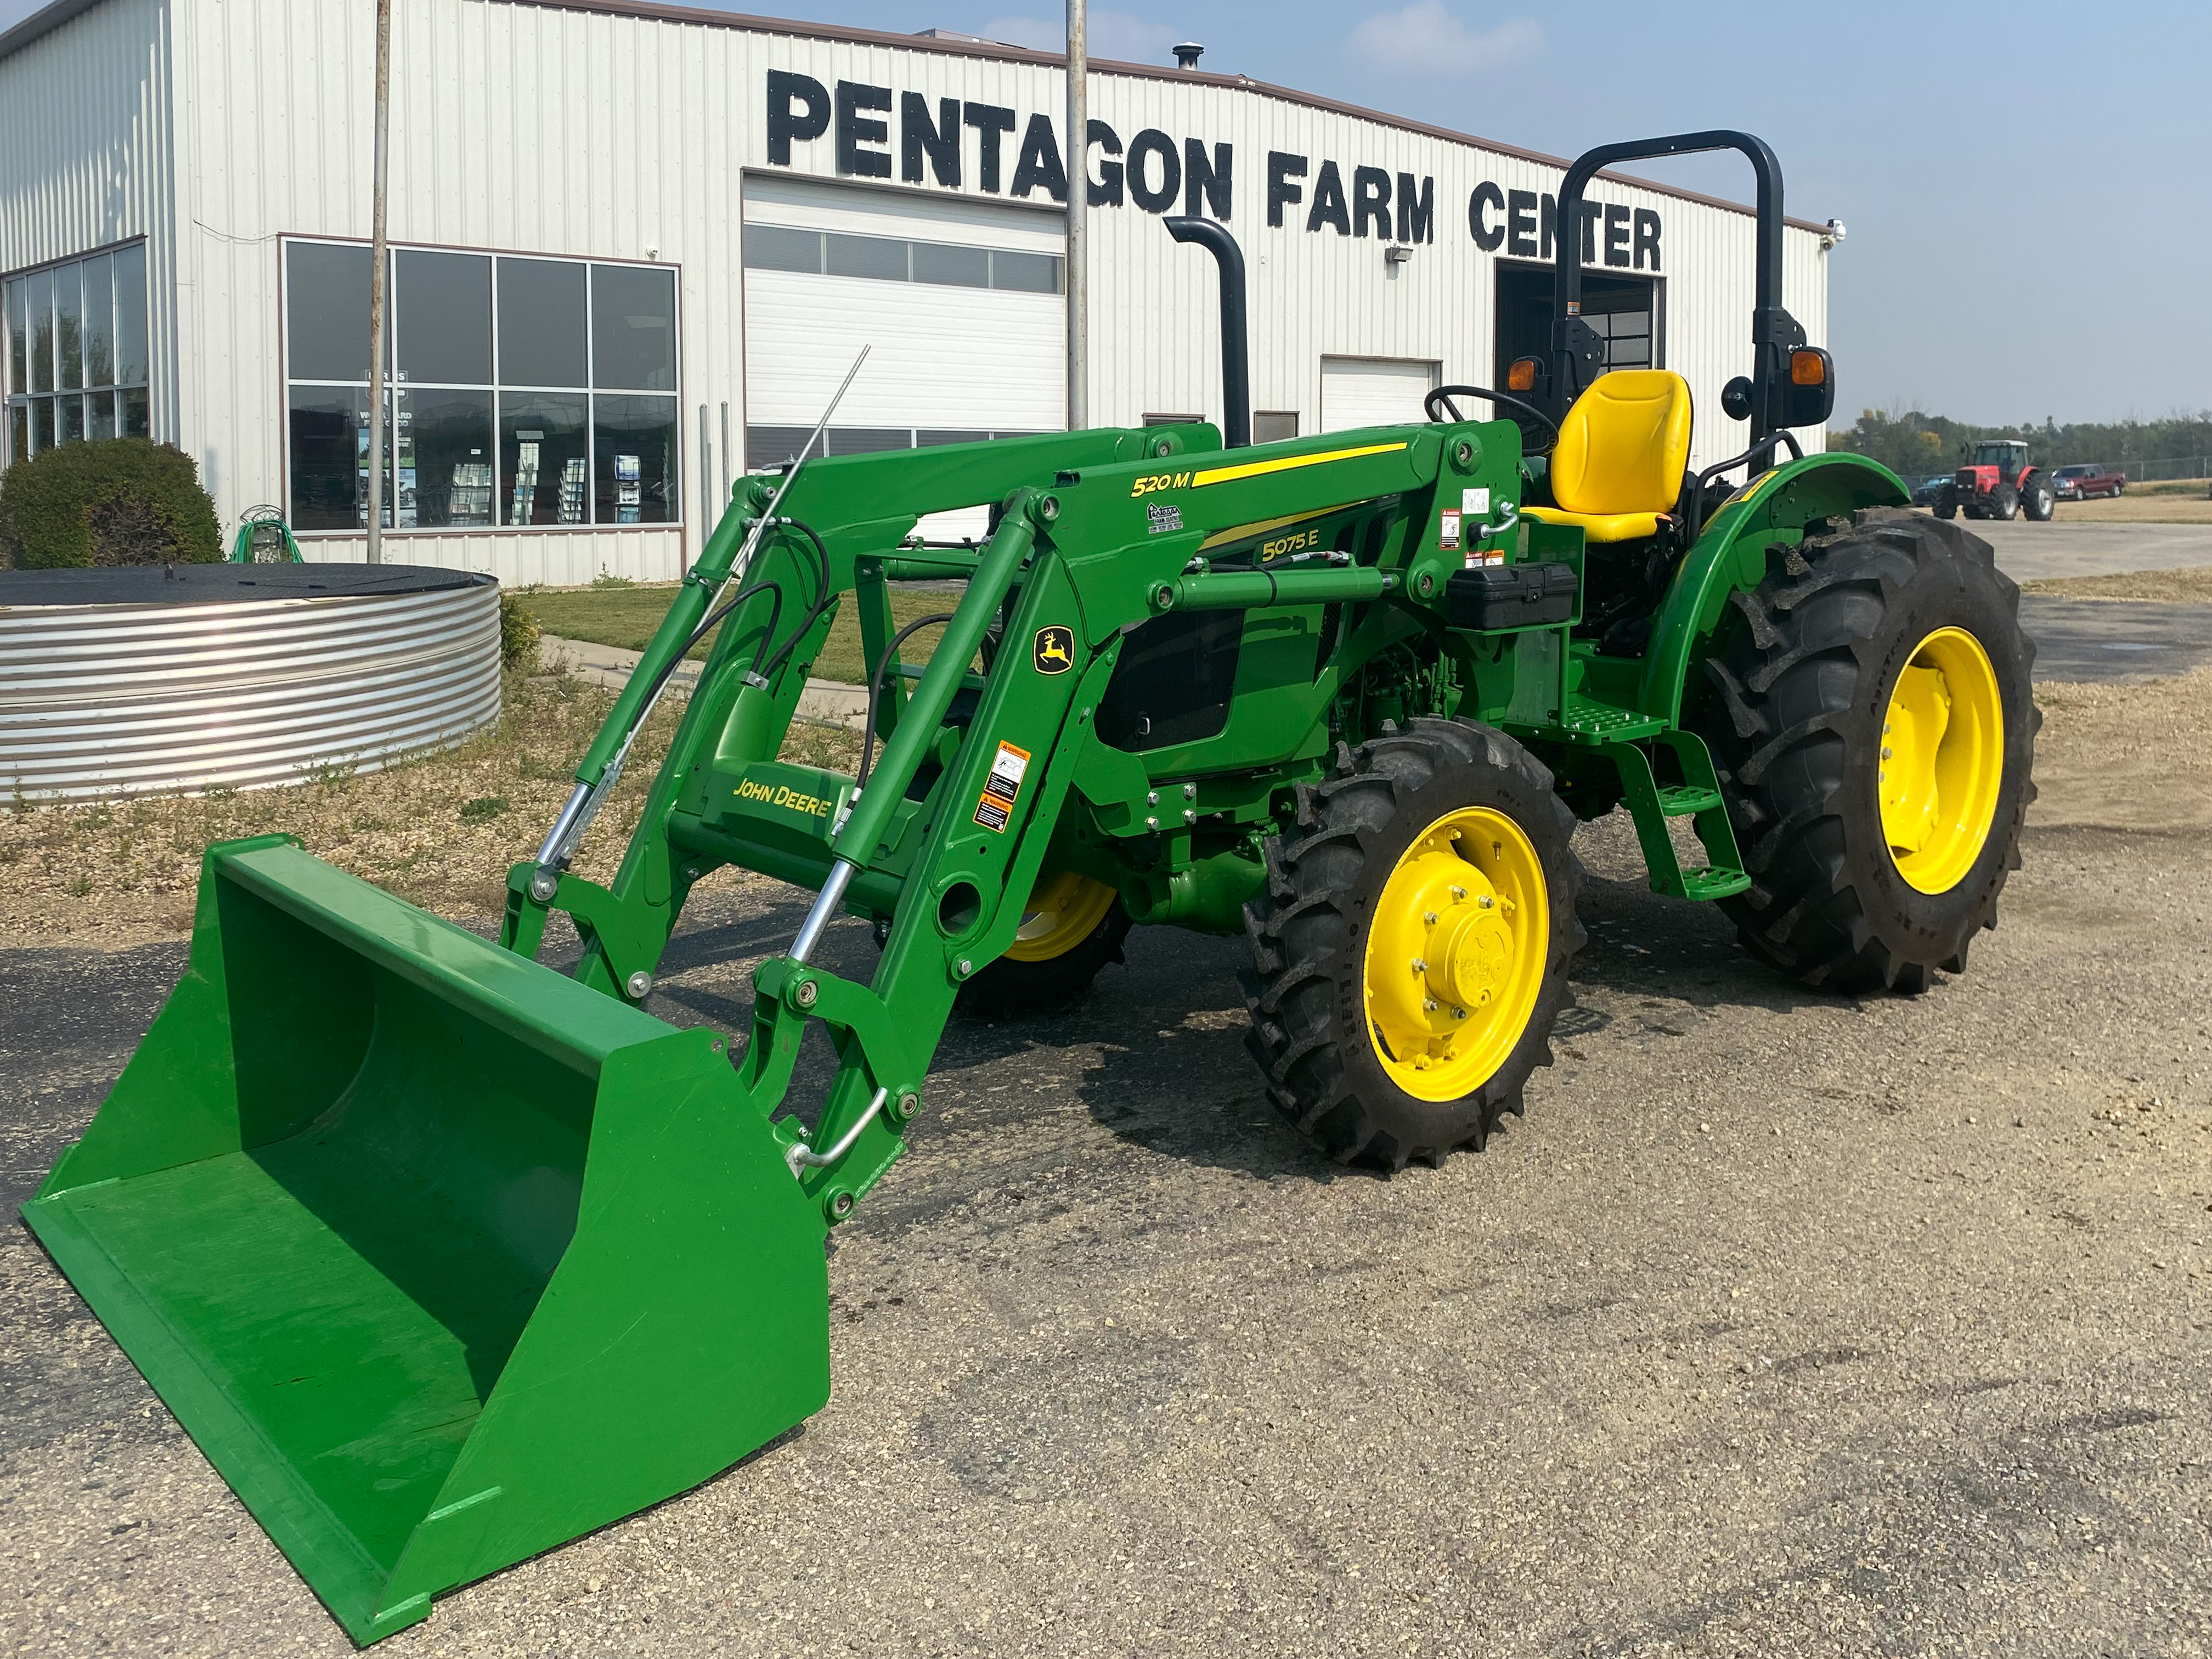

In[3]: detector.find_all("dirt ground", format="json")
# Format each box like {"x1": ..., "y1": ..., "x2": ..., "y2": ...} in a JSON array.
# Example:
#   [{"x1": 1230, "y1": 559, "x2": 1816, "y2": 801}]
[
  {"x1": 2, "y1": 646, "x2": 2209, "y2": 1655},
  {"x1": 2053, "y1": 493, "x2": 2212, "y2": 524},
  {"x1": 2023, "y1": 564, "x2": 2212, "y2": 603}
]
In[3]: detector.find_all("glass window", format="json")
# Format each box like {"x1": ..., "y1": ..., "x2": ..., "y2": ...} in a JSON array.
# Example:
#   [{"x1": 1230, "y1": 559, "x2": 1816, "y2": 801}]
[
  {"x1": 3, "y1": 245, "x2": 149, "y2": 468},
  {"x1": 57, "y1": 269, "x2": 83, "y2": 390},
  {"x1": 826, "y1": 427, "x2": 911, "y2": 455},
  {"x1": 991, "y1": 251, "x2": 1061, "y2": 294},
  {"x1": 745, "y1": 425, "x2": 823, "y2": 470},
  {"x1": 742, "y1": 225, "x2": 822, "y2": 273},
  {"x1": 113, "y1": 244, "x2": 148, "y2": 387},
  {"x1": 590, "y1": 264, "x2": 675, "y2": 391},
  {"x1": 593, "y1": 394, "x2": 677, "y2": 523},
  {"x1": 27, "y1": 270, "x2": 54, "y2": 393},
  {"x1": 288, "y1": 386, "x2": 370, "y2": 530},
  {"x1": 398, "y1": 387, "x2": 495, "y2": 528},
  {"x1": 911, "y1": 244, "x2": 989, "y2": 288},
  {"x1": 917, "y1": 428, "x2": 991, "y2": 446},
  {"x1": 82, "y1": 254, "x2": 114, "y2": 387},
  {"x1": 395, "y1": 250, "x2": 492, "y2": 386},
  {"x1": 501, "y1": 393, "x2": 590, "y2": 525},
  {"x1": 496, "y1": 258, "x2": 586, "y2": 388},
  {"x1": 4, "y1": 278, "x2": 22, "y2": 395},
  {"x1": 825, "y1": 233, "x2": 908, "y2": 281},
  {"x1": 286, "y1": 241, "x2": 372, "y2": 383},
  {"x1": 283, "y1": 239, "x2": 680, "y2": 532}
]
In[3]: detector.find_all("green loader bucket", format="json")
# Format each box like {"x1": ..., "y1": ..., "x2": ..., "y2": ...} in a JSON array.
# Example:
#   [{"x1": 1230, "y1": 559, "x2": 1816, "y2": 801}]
[{"x1": 21, "y1": 837, "x2": 829, "y2": 1644}]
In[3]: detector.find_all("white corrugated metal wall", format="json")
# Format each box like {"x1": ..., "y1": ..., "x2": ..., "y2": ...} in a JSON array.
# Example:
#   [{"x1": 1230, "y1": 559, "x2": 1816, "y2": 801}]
[
  {"x1": 0, "y1": 0, "x2": 179, "y2": 446},
  {"x1": 7, "y1": 0, "x2": 1833, "y2": 585}
]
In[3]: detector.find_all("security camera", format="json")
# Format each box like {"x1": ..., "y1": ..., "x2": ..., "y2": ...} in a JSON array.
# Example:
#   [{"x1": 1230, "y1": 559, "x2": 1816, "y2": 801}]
[{"x1": 1821, "y1": 218, "x2": 1847, "y2": 249}]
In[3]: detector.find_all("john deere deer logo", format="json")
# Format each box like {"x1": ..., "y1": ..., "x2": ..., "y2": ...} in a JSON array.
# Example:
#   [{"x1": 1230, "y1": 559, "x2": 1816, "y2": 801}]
[{"x1": 1032, "y1": 625, "x2": 1075, "y2": 674}]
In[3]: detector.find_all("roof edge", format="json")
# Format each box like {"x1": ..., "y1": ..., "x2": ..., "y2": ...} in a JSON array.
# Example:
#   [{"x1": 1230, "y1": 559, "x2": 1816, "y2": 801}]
[
  {"x1": 1, "y1": 0, "x2": 1835, "y2": 235},
  {"x1": 0, "y1": 0, "x2": 108, "y2": 62}
]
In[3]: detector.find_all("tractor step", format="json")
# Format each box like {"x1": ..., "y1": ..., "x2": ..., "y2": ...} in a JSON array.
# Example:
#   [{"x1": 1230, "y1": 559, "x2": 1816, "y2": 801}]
[
  {"x1": 1655, "y1": 784, "x2": 1723, "y2": 817},
  {"x1": 1557, "y1": 694, "x2": 1668, "y2": 744},
  {"x1": 1677, "y1": 866, "x2": 1752, "y2": 900}
]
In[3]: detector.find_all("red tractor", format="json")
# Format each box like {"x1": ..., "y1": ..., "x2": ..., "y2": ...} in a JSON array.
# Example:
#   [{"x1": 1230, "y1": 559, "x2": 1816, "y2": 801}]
[{"x1": 1937, "y1": 438, "x2": 2055, "y2": 522}]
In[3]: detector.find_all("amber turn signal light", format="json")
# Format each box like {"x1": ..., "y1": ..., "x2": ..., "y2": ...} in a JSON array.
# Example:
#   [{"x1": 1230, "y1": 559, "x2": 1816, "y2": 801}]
[
  {"x1": 1506, "y1": 357, "x2": 1538, "y2": 393},
  {"x1": 1790, "y1": 349, "x2": 1827, "y2": 386}
]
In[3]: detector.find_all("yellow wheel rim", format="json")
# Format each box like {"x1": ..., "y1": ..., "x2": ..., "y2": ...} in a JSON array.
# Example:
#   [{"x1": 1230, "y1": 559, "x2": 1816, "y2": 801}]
[
  {"x1": 1005, "y1": 870, "x2": 1118, "y2": 962},
  {"x1": 1361, "y1": 806, "x2": 1549, "y2": 1102},
  {"x1": 1880, "y1": 625, "x2": 2005, "y2": 894}
]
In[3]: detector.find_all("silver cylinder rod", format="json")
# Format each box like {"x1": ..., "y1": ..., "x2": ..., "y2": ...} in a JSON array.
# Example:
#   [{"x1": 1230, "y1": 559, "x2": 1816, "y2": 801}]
[{"x1": 789, "y1": 858, "x2": 857, "y2": 963}]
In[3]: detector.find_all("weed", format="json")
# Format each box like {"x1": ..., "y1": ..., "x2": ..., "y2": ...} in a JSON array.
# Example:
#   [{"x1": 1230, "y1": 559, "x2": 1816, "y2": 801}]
[
  {"x1": 591, "y1": 570, "x2": 636, "y2": 589},
  {"x1": 66, "y1": 874, "x2": 93, "y2": 898},
  {"x1": 459, "y1": 796, "x2": 511, "y2": 825}
]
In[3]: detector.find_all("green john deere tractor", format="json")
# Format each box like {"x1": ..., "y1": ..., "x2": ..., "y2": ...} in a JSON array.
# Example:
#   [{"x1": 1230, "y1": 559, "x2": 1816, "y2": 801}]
[{"x1": 24, "y1": 131, "x2": 2036, "y2": 1644}]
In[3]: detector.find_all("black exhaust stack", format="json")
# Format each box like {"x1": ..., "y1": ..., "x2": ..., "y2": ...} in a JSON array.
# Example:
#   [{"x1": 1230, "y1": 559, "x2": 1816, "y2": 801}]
[{"x1": 1164, "y1": 216, "x2": 1250, "y2": 449}]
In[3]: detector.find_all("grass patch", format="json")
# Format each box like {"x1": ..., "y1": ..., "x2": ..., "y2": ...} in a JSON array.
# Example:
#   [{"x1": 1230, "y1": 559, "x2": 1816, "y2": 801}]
[
  {"x1": 2, "y1": 666, "x2": 862, "y2": 945},
  {"x1": 2021, "y1": 565, "x2": 2212, "y2": 603},
  {"x1": 2054, "y1": 494, "x2": 2212, "y2": 524},
  {"x1": 518, "y1": 582, "x2": 961, "y2": 685}
]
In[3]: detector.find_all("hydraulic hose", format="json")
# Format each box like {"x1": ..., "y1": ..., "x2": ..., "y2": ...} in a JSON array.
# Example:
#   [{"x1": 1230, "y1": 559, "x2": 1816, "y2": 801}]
[{"x1": 854, "y1": 612, "x2": 956, "y2": 791}]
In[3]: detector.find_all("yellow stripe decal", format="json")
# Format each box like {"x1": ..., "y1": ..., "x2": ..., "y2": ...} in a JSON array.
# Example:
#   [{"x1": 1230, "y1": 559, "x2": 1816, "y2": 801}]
[
  {"x1": 1197, "y1": 507, "x2": 1338, "y2": 554},
  {"x1": 1190, "y1": 441, "x2": 1407, "y2": 490}
]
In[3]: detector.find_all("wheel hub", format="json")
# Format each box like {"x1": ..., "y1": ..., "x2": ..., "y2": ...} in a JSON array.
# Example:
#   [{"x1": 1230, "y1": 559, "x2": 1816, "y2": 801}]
[
  {"x1": 1880, "y1": 626, "x2": 2004, "y2": 895},
  {"x1": 1362, "y1": 808, "x2": 1547, "y2": 1101}
]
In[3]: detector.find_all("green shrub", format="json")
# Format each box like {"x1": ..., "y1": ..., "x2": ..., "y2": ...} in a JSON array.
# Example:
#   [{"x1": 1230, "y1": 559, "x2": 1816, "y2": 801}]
[
  {"x1": 499, "y1": 588, "x2": 541, "y2": 670},
  {"x1": 0, "y1": 439, "x2": 223, "y2": 569}
]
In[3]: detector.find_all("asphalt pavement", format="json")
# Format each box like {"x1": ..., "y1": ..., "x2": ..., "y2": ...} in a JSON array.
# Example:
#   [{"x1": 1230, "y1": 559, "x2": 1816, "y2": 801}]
[{"x1": 1972, "y1": 517, "x2": 2212, "y2": 583}]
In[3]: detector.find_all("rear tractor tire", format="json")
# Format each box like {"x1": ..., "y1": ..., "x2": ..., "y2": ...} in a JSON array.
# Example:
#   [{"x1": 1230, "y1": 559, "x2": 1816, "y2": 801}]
[
  {"x1": 1933, "y1": 486, "x2": 1959, "y2": 521},
  {"x1": 1700, "y1": 508, "x2": 2038, "y2": 994},
  {"x1": 1242, "y1": 718, "x2": 1583, "y2": 1170},
  {"x1": 958, "y1": 870, "x2": 1131, "y2": 1017}
]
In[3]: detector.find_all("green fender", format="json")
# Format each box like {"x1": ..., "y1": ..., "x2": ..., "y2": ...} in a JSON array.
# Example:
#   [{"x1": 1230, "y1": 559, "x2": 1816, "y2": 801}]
[{"x1": 1635, "y1": 452, "x2": 1910, "y2": 725}]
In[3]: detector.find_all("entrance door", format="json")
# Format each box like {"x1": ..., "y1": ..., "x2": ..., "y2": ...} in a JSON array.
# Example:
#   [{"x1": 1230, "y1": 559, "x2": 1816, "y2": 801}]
[
  {"x1": 1493, "y1": 264, "x2": 1660, "y2": 386},
  {"x1": 1319, "y1": 357, "x2": 1439, "y2": 432}
]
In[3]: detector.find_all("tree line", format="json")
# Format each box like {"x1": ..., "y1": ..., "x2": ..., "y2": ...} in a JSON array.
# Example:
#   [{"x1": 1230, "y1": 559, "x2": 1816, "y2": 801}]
[{"x1": 1826, "y1": 408, "x2": 2212, "y2": 481}]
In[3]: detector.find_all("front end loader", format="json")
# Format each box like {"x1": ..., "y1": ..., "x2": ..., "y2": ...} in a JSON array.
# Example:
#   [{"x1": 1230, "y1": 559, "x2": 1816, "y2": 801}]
[{"x1": 24, "y1": 132, "x2": 2038, "y2": 1645}]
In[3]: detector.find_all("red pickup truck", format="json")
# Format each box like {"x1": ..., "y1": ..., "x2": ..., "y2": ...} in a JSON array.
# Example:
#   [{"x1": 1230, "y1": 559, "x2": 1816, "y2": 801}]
[{"x1": 2052, "y1": 464, "x2": 2126, "y2": 500}]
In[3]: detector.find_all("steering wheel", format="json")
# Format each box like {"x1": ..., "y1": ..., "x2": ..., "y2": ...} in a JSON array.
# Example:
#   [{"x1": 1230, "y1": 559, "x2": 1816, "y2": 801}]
[{"x1": 1425, "y1": 384, "x2": 1560, "y2": 452}]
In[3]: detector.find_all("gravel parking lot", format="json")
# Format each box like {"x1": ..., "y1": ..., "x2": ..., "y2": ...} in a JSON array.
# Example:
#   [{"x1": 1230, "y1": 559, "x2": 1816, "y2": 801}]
[{"x1": 4, "y1": 581, "x2": 2209, "y2": 1657}]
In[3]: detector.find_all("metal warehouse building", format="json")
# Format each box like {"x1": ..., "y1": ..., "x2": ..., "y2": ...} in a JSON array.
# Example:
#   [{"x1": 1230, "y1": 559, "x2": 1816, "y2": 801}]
[{"x1": 1, "y1": 0, "x2": 1838, "y2": 585}]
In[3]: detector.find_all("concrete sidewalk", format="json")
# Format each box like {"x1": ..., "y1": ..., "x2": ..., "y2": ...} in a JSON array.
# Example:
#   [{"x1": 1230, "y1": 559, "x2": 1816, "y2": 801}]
[{"x1": 540, "y1": 632, "x2": 870, "y2": 727}]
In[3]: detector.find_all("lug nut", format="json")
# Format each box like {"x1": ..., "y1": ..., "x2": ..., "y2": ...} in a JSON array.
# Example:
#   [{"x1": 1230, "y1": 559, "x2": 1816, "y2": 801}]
[
  {"x1": 1424, "y1": 911, "x2": 1437, "y2": 924},
  {"x1": 1423, "y1": 997, "x2": 1438, "y2": 1012},
  {"x1": 1478, "y1": 895, "x2": 1493, "y2": 909},
  {"x1": 1184, "y1": 808, "x2": 1197, "y2": 825},
  {"x1": 1411, "y1": 957, "x2": 1427, "y2": 973},
  {"x1": 1451, "y1": 885, "x2": 1467, "y2": 899},
  {"x1": 1451, "y1": 1007, "x2": 1467, "y2": 1020},
  {"x1": 1145, "y1": 814, "x2": 1160, "y2": 831},
  {"x1": 1881, "y1": 746, "x2": 1893, "y2": 759},
  {"x1": 1183, "y1": 783, "x2": 1197, "y2": 799}
]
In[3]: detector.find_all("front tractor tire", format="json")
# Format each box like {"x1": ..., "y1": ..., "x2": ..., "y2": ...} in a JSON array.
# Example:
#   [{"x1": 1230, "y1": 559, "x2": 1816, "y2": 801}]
[
  {"x1": 1701, "y1": 509, "x2": 2038, "y2": 994},
  {"x1": 2022, "y1": 475, "x2": 2056, "y2": 521},
  {"x1": 1242, "y1": 719, "x2": 1583, "y2": 1170}
]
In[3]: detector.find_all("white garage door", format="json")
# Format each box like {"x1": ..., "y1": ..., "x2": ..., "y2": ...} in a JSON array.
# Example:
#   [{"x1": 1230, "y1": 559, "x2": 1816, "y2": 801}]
[
  {"x1": 742, "y1": 176, "x2": 1065, "y2": 477},
  {"x1": 1319, "y1": 356, "x2": 1439, "y2": 432}
]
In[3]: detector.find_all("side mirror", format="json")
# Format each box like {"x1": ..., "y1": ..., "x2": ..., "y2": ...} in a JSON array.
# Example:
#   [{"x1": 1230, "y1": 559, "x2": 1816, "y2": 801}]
[
  {"x1": 1771, "y1": 346, "x2": 1835, "y2": 430},
  {"x1": 1720, "y1": 376, "x2": 1753, "y2": 421}
]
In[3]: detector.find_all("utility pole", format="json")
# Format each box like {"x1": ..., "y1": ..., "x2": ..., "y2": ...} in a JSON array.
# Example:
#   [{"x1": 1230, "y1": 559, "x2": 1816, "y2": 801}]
[
  {"x1": 365, "y1": 0, "x2": 392, "y2": 562},
  {"x1": 1064, "y1": 0, "x2": 1087, "y2": 431}
]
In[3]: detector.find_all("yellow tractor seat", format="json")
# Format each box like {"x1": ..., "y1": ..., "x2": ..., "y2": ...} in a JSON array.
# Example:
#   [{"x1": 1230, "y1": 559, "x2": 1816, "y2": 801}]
[{"x1": 1522, "y1": 369, "x2": 1694, "y2": 544}]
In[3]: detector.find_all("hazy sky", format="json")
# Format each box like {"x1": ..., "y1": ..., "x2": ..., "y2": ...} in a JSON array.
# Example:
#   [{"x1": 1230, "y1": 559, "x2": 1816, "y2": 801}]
[{"x1": 5, "y1": 0, "x2": 2204, "y2": 424}]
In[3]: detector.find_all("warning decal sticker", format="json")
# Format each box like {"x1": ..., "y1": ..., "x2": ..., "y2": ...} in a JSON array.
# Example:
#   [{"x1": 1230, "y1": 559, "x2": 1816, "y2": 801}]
[{"x1": 973, "y1": 740, "x2": 1032, "y2": 832}]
